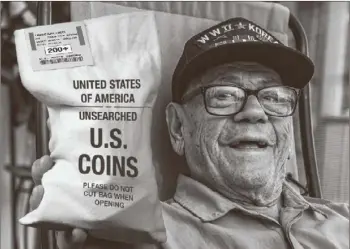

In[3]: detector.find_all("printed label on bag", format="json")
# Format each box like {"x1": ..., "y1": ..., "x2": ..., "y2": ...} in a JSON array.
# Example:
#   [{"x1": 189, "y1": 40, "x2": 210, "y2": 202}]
[
  {"x1": 25, "y1": 22, "x2": 94, "y2": 71},
  {"x1": 71, "y1": 78, "x2": 147, "y2": 208}
]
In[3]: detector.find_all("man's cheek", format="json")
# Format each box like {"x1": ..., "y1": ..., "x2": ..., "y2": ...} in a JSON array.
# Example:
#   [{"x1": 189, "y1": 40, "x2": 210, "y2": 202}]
[
  {"x1": 202, "y1": 119, "x2": 227, "y2": 145},
  {"x1": 272, "y1": 119, "x2": 292, "y2": 163},
  {"x1": 271, "y1": 117, "x2": 291, "y2": 142},
  {"x1": 184, "y1": 106, "x2": 207, "y2": 134}
]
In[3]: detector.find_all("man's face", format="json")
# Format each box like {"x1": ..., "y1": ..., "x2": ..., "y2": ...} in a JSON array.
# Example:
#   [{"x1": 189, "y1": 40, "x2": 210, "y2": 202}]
[{"x1": 167, "y1": 62, "x2": 293, "y2": 203}]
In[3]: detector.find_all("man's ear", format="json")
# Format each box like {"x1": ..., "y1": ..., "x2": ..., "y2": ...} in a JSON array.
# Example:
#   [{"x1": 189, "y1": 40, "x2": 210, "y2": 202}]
[{"x1": 165, "y1": 102, "x2": 185, "y2": 156}]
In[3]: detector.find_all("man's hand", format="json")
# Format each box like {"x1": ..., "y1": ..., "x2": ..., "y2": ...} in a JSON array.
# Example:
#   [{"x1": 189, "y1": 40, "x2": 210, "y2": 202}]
[{"x1": 30, "y1": 156, "x2": 88, "y2": 249}]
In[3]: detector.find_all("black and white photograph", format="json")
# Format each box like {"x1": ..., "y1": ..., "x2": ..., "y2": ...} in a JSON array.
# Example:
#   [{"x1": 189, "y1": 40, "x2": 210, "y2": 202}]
[{"x1": 1, "y1": 1, "x2": 349, "y2": 249}]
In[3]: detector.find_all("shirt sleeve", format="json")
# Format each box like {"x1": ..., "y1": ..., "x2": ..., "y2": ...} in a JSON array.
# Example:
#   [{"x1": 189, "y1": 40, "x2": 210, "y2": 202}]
[
  {"x1": 324, "y1": 202, "x2": 350, "y2": 219},
  {"x1": 305, "y1": 196, "x2": 350, "y2": 219}
]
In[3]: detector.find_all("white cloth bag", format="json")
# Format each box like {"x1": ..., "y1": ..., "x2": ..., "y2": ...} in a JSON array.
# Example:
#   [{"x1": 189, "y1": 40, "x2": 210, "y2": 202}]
[{"x1": 15, "y1": 12, "x2": 166, "y2": 244}]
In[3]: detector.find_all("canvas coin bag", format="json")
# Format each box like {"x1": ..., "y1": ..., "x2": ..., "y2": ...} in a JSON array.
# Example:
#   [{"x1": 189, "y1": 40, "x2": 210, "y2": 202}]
[{"x1": 14, "y1": 12, "x2": 166, "y2": 244}]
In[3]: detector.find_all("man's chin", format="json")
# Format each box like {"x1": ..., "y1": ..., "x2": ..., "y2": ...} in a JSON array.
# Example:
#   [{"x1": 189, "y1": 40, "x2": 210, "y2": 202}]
[
  {"x1": 233, "y1": 173, "x2": 273, "y2": 189},
  {"x1": 223, "y1": 163, "x2": 276, "y2": 189},
  {"x1": 223, "y1": 154, "x2": 274, "y2": 172}
]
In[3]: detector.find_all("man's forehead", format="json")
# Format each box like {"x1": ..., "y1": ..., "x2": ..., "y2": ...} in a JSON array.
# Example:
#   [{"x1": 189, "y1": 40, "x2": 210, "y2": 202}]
[
  {"x1": 201, "y1": 62, "x2": 281, "y2": 83},
  {"x1": 186, "y1": 62, "x2": 282, "y2": 93}
]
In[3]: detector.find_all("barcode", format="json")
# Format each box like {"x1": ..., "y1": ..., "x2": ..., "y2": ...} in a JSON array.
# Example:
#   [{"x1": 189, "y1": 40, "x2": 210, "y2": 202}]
[{"x1": 40, "y1": 56, "x2": 83, "y2": 65}]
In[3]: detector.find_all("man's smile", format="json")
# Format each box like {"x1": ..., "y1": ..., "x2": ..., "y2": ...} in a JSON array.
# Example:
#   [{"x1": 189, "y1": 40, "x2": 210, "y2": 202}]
[
  {"x1": 219, "y1": 134, "x2": 275, "y2": 151},
  {"x1": 230, "y1": 141, "x2": 268, "y2": 149}
]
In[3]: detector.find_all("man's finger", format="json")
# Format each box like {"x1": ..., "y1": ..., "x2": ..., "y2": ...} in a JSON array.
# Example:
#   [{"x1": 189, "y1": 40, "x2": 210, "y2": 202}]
[
  {"x1": 56, "y1": 229, "x2": 87, "y2": 249},
  {"x1": 29, "y1": 185, "x2": 44, "y2": 211},
  {"x1": 72, "y1": 228, "x2": 88, "y2": 245},
  {"x1": 32, "y1": 155, "x2": 54, "y2": 185}
]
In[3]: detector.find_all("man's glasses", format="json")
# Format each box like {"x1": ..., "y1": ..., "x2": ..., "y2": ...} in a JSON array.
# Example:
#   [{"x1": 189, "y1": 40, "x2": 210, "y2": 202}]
[{"x1": 181, "y1": 85, "x2": 300, "y2": 117}]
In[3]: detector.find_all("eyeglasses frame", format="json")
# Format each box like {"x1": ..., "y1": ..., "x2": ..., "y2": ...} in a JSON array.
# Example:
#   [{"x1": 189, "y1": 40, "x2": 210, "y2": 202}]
[{"x1": 181, "y1": 84, "x2": 301, "y2": 117}]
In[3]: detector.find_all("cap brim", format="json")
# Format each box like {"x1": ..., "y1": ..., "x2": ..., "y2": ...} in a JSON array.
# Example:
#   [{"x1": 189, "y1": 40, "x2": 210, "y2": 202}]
[{"x1": 175, "y1": 42, "x2": 314, "y2": 92}]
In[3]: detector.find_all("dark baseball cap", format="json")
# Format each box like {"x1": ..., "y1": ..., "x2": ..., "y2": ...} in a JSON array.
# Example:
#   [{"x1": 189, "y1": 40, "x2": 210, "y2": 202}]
[{"x1": 172, "y1": 17, "x2": 314, "y2": 103}]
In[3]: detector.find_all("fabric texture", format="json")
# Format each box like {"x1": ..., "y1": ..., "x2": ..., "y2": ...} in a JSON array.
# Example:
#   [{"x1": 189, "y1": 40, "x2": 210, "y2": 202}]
[
  {"x1": 15, "y1": 12, "x2": 166, "y2": 243},
  {"x1": 84, "y1": 174, "x2": 349, "y2": 249}
]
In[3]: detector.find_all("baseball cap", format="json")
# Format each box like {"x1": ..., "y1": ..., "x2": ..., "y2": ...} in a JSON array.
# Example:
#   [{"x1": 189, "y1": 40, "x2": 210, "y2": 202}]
[{"x1": 172, "y1": 17, "x2": 314, "y2": 102}]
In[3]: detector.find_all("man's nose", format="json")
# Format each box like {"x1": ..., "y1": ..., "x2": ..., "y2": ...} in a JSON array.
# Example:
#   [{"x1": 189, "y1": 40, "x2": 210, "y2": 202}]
[{"x1": 233, "y1": 95, "x2": 268, "y2": 123}]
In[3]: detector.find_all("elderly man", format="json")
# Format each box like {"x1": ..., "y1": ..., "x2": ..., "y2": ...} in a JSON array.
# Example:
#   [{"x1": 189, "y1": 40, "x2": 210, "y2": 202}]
[{"x1": 29, "y1": 18, "x2": 349, "y2": 249}]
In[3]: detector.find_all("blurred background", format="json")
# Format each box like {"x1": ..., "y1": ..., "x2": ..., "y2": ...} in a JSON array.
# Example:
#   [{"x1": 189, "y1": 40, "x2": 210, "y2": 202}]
[{"x1": 0, "y1": 1, "x2": 349, "y2": 249}]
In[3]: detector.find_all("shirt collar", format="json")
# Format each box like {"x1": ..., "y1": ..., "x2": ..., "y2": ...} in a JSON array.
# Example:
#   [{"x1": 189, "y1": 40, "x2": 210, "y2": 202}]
[
  {"x1": 173, "y1": 174, "x2": 326, "y2": 222},
  {"x1": 282, "y1": 180, "x2": 328, "y2": 217}
]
